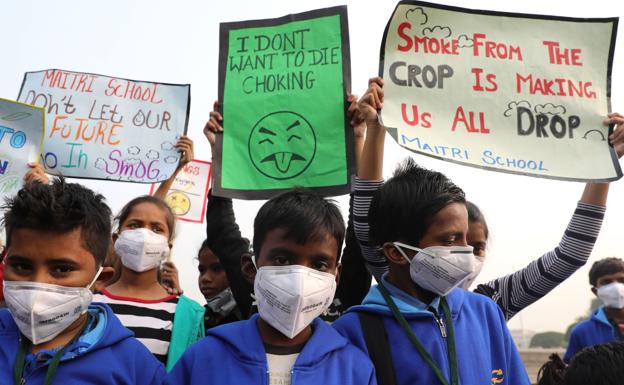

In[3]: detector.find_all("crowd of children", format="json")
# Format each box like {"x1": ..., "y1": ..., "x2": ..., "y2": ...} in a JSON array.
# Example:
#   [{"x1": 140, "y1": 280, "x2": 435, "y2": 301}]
[{"x1": 0, "y1": 73, "x2": 623, "y2": 385}]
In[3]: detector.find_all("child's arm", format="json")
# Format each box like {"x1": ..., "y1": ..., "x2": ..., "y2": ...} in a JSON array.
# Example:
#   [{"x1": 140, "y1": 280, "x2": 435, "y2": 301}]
[
  {"x1": 153, "y1": 136, "x2": 194, "y2": 200},
  {"x1": 203, "y1": 106, "x2": 254, "y2": 318},
  {"x1": 352, "y1": 77, "x2": 391, "y2": 281},
  {"x1": 474, "y1": 114, "x2": 624, "y2": 320}
]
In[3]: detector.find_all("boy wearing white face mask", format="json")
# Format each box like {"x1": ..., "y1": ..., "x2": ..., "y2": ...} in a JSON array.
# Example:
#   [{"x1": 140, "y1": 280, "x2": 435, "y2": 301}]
[
  {"x1": 0, "y1": 179, "x2": 165, "y2": 385},
  {"x1": 166, "y1": 190, "x2": 376, "y2": 385},
  {"x1": 332, "y1": 159, "x2": 530, "y2": 385},
  {"x1": 564, "y1": 257, "x2": 624, "y2": 362}
]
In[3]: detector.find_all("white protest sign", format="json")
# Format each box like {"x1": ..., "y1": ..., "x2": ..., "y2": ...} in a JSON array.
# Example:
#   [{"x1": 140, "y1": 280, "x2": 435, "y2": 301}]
[
  {"x1": 0, "y1": 98, "x2": 44, "y2": 202},
  {"x1": 17, "y1": 69, "x2": 190, "y2": 183},
  {"x1": 380, "y1": 1, "x2": 621, "y2": 181},
  {"x1": 150, "y1": 160, "x2": 212, "y2": 223}
]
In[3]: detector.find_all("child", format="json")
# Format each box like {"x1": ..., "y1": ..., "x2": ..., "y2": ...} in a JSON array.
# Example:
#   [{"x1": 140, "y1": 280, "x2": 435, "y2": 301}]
[
  {"x1": 0, "y1": 179, "x2": 164, "y2": 385},
  {"x1": 564, "y1": 257, "x2": 624, "y2": 362},
  {"x1": 93, "y1": 195, "x2": 205, "y2": 370},
  {"x1": 166, "y1": 190, "x2": 376, "y2": 385},
  {"x1": 333, "y1": 159, "x2": 530, "y2": 385},
  {"x1": 196, "y1": 240, "x2": 242, "y2": 330},
  {"x1": 203, "y1": 98, "x2": 372, "y2": 322}
]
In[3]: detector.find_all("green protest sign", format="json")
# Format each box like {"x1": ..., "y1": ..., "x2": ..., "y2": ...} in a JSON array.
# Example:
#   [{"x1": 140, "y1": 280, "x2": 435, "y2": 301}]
[{"x1": 214, "y1": 6, "x2": 353, "y2": 199}]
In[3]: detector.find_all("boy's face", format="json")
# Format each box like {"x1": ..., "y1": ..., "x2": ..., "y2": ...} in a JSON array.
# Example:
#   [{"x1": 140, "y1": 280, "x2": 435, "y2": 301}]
[
  {"x1": 593, "y1": 271, "x2": 624, "y2": 293},
  {"x1": 256, "y1": 228, "x2": 340, "y2": 276},
  {"x1": 4, "y1": 227, "x2": 97, "y2": 287},
  {"x1": 418, "y1": 203, "x2": 469, "y2": 249}
]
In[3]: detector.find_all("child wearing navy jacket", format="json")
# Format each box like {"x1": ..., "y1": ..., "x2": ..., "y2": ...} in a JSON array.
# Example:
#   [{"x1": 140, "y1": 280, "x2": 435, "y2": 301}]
[
  {"x1": 166, "y1": 190, "x2": 376, "y2": 385},
  {"x1": 564, "y1": 257, "x2": 624, "y2": 362},
  {"x1": 332, "y1": 78, "x2": 530, "y2": 385},
  {"x1": 0, "y1": 178, "x2": 164, "y2": 385}
]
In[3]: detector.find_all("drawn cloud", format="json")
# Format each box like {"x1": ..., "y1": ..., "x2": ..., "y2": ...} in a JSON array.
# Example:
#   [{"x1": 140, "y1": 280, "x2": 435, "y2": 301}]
[
  {"x1": 503, "y1": 101, "x2": 532, "y2": 117},
  {"x1": 534, "y1": 103, "x2": 566, "y2": 115},
  {"x1": 161, "y1": 141, "x2": 175, "y2": 151},
  {"x1": 457, "y1": 34, "x2": 473, "y2": 48},
  {"x1": 164, "y1": 156, "x2": 179, "y2": 164},
  {"x1": 422, "y1": 25, "x2": 452, "y2": 39},
  {"x1": 405, "y1": 7, "x2": 428, "y2": 25},
  {"x1": 94, "y1": 158, "x2": 107, "y2": 170},
  {"x1": 146, "y1": 150, "x2": 160, "y2": 160},
  {"x1": 127, "y1": 146, "x2": 140, "y2": 155}
]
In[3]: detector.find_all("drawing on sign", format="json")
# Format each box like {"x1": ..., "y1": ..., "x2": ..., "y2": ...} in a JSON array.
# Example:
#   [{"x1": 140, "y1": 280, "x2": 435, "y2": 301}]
[
  {"x1": 248, "y1": 111, "x2": 316, "y2": 180},
  {"x1": 165, "y1": 190, "x2": 191, "y2": 215},
  {"x1": 17, "y1": 69, "x2": 189, "y2": 183},
  {"x1": 380, "y1": 1, "x2": 620, "y2": 182}
]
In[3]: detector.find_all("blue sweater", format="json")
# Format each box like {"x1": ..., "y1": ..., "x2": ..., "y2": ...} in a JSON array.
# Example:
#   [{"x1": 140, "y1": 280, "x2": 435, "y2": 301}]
[
  {"x1": 564, "y1": 307, "x2": 619, "y2": 362},
  {"x1": 165, "y1": 314, "x2": 376, "y2": 385},
  {"x1": 0, "y1": 303, "x2": 165, "y2": 385},
  {"x1": 333, "y1": 284, "x2": 530, "y2": 385}
]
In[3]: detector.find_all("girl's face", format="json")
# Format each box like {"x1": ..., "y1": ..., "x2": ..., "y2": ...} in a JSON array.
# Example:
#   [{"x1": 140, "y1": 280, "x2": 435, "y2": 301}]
[
  {"x1": 197, "y1": 248, "x2": 230, "y2": 299},
  {"x1": 118, "y1": 202, "x2": 171, "y2": 241},
  {"x1": 467, "y1": 221, "x2": 488, "y2": 258}
]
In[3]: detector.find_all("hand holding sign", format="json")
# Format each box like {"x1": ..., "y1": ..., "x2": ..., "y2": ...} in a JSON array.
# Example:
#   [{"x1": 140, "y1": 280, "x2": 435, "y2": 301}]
[{"x1": 607, "y1": 113, "x2": 624, "y2": 158}]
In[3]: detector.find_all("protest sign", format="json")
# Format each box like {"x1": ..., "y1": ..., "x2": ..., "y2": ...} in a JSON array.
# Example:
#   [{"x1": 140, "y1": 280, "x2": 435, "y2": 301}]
[
  {"x1": 380, "y1": 1, "x2": 620, "y2": 181},
  {"x1": 214, "y1": 6, "x2": 353, "y2": 199},
  {"x1": 0, "y1": 98, "x2": 44, "y2": 203},
  {"x1": 149, "y1": 160, "x2": 212, "y2": 224},
  {"x1": 17, "y1": 69, "x2": 190, "y2": 183}
]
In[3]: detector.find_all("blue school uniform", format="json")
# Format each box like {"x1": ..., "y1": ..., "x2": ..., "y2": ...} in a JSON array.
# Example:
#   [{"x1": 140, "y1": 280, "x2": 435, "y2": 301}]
[
  {"x1": 333, "y1": 278, "x2": 530, "y2": 385},
  {"x1": 165, "y1": 314, "x2": 376, "y2": 385},
  {"x1": 0, "y1": 302, "x2": 165, "y2": 385},
  {"x1": 564, "y1": 307, "x2": 620, "y2": 362}
]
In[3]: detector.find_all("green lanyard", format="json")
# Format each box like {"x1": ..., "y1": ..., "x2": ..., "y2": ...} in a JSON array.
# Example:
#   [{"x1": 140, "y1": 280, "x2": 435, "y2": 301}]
[
  {"x1": 13, "y1": 318, "x2": 89, "y2": 385},
  {"x1": 378, "y1": 282, "x2": 459, "y2": 385}
]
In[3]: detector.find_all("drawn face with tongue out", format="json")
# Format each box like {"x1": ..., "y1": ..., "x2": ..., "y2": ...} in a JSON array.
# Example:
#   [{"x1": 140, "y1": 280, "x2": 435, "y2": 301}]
[{"x1": 248, "y1": 111, "x2": 316, "y2": 180}]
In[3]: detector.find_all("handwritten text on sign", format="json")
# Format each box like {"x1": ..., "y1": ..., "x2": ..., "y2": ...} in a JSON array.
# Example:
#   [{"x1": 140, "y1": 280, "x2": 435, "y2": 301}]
[
  {"x1": 150, "y1": 160, "x2": 212, "y2": 224},
  {"x1": 0, "y1": 98, "x2": 44, "y2": 203},
  {"x1": 381, "y1": 2, "x2": 620, "y2": 181},
  {"x1": 17, "y1": 69, "x2": 190, "y2": 183}
]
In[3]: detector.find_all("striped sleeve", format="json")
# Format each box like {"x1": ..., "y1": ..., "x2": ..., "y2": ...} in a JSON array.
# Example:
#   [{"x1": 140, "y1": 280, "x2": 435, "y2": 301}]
[
  {"x1": 474, "y1": 201, "x2": 606, "y2": 321},
  {"x1": 353, "y1": 177, "x2": 388, "y2": 280}
]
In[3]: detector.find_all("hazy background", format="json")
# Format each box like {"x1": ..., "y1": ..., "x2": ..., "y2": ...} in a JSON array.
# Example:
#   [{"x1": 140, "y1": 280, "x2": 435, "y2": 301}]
[{"x1": 2, "y1": 0, "x2": 623, "y2": 336}]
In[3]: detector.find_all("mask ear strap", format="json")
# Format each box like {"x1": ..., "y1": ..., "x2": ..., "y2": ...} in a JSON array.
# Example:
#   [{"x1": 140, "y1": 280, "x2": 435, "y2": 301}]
[
  {"x1": 87, "y1": 266, "x2": 104, "y2": 289},
  {"x1": 392, "y1": 242, "x2": 414, "y2": 264}
]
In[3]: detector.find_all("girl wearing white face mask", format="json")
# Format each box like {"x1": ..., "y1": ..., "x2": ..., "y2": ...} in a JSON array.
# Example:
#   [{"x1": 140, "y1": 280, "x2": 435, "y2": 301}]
[{"x1": 94, "y1": 196, "x2": 205, "y2": 371}]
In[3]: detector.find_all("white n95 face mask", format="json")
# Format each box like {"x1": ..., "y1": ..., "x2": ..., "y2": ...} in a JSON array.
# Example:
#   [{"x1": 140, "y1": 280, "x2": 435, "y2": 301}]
[
  {"x1": 254, "y1": 265, "x2": 336, "y2": 339},
  {"x1": 115, "y1": 228, "x2": 170, "y2": 272},
  {"x1": 393, "y1": 242, "x2": 476, "y2": 297},
  {"x1": 3, "y1": 266, "x2": 103, "y2": 345},
  {"x1": 597, "y1": 282, "x2": 624, "y2": 309},
  {"x1": 459, "y1": 255, "x2": 486, "y2": 290}
]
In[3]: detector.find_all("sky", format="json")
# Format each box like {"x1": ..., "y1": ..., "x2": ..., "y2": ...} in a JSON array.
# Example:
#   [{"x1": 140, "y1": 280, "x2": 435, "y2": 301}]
[{"x1": 2, "y1": 0, "x2": 624, "y2": 334}]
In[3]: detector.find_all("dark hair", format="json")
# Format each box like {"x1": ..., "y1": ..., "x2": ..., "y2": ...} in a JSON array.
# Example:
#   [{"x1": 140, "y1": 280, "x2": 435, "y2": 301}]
[
  {"x1": 369, "y1": 158, "x2": 465, "y2": 246},
  {"x1": 565, "y1": 341, "x2": 624, "y2": 385},
  {"x1": 2, "y1": 178, "x2": 112, "y2": 265},
  {"x1": 588, "y1": 257, "x2": 624, "y2": 287},
  {"x1": 466, "y1": 201, "x2": 489, "y2": 239},
  {"x1": 115, "y1": 195, "x2": 176, "y2": 241},
  {"x1": 537, "y1": 343, "x2": 624, "y2": 385},
  {"x1": 253, "y1": 189, "x2": 345, "y2": 260},
  {"x1": 536, "y1": 354, "x2": 566, "y2": 385}
]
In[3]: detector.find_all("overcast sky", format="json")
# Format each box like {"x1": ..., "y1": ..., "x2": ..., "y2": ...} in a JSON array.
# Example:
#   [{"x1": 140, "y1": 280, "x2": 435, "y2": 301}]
[{"x1": 2, "y1": 0, "x2": 624, "y2": 334}]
